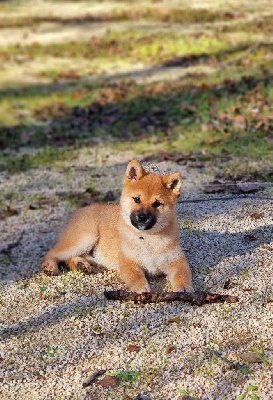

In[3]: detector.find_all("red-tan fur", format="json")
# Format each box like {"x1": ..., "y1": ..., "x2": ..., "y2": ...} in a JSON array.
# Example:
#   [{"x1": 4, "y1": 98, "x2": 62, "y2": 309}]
[{"x1": 42, "y1": 160, "x2": 193, "y2": 293}]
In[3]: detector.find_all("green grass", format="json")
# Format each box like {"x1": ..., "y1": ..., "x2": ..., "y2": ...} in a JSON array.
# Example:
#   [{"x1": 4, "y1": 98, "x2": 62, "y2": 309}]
[
  {"x1": 0, "y1": 7, "x2": 247, "y2": 29},
  {"x1": 0, "y1": 74, "x2": 272, "y2": 176},
  {"x1": 0, "y1": 145, "x2": 73, "y2": 173},
  {"x1": 0, "y1": 30, "x2": 264, "y2": 65},
  {"x1": 0, "y1": 1, "x2": 272, "y2": 177}
]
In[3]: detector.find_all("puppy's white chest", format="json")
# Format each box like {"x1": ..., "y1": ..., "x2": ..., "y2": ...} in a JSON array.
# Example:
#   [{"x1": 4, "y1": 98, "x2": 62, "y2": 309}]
[{"x1": 122, "y1": 234, "x2": 181, "y2": 275}]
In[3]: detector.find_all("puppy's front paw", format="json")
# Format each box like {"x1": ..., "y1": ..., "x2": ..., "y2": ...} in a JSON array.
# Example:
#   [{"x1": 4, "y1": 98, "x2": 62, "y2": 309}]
[
  {"x1": 184, "y1": 285, "x2": 195, "y2": 293},
  {"x1": 129, "y1": 282, "x2": 151, "y2": 294},
  {"x1": 42, "y1": 261, "x2": 59, "y2": 276},
  {"x1": 174, "y1": 285, "x2": 195, "y2": 293}
]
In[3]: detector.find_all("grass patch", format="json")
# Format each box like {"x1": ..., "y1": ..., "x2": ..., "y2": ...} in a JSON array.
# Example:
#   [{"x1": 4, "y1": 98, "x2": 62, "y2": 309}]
[
  {"x1": 0, "y1": 7, "x2": 246, "y2": 29},
  {"x1": 0, "y1": 73, "x2": 272, "y2": 175},
  {"x1": 0, "y1": 30, "x2": 261, "y2": 66},
  {"x1": 0, "y1": 145, "x2": 73, "y2": 173},
  {"x1": 0, "y1": 1, "x2": 272, "y2": 177},
  {"x1": 220, "y1": 14, "x2": 273, "y2": 35}
]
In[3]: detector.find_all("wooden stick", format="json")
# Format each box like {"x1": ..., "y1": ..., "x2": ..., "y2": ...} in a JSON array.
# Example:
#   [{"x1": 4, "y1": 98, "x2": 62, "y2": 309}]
[
  {"x1": 82, "y1": 369, "x2": 106, "y2": 388},
  {"x1": 178, "y1": 195, "x2": 273, "y2": 204},
  {"x1": 104, "y1": 290, "x2": 238, "y2": 305}
]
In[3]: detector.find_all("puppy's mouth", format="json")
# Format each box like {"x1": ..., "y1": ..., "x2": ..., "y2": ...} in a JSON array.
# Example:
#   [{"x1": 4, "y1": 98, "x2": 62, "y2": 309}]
[{"x1": 130, "y1": 211, "x2": 157, "y2": 231}]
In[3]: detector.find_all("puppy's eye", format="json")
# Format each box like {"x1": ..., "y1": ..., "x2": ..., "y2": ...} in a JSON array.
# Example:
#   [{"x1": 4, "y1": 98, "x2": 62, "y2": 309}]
[
  {"x1": 152, "y1": 200, "x2": 162, "y2": 208},
  {"x1": 133, "y1": 197, "x2": 140, "y2": 204}
]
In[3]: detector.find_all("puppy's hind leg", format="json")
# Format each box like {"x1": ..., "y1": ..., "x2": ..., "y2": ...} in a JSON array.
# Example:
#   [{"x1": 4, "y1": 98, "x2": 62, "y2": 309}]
[
  {"x1": 66, "y1": 256, "x2": 93, "y2": 275},
  {"x1": 42, "y1": 232, "x2": 98, "y2": 276}
]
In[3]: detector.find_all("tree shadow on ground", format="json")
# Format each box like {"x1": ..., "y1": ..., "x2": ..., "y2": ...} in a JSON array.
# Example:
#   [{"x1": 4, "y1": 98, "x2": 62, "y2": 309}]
[
  {"x1": 0, "y1": 7, "x2": 248, "y2": 29},
  {"x1": 182, "y1": 224, "x2": 272, "y2": 277},
  {"x1": 0, "y1": 69, "x2": 272, "y2": 156},
  {"x1": 0, "y1": 219, "x2": 272, "y2": 339},
  {"x1": 1, "y1": 40, "x2": 270, "y2": 103}
]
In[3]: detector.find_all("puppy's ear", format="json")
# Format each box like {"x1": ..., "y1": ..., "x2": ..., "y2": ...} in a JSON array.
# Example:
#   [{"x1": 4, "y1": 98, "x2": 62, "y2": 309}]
[
  {"x1": 163, "y1": 173, "x2": 182, "y2": 196},
  {"x1": 125, "y1": 160, "x2": 145, "y2": 182}
]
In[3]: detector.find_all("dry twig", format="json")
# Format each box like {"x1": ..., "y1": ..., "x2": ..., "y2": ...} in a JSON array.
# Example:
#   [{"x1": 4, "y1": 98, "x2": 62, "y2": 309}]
[
  {"x1": 178, "y1": 195, "x2": 273, "y2": 204},
  {"x1": 104, "y1": 290, "x2": 238, "y2": 305},
  {"x1": 82, "y1": 369, "x2": 106, "y2": 388}
]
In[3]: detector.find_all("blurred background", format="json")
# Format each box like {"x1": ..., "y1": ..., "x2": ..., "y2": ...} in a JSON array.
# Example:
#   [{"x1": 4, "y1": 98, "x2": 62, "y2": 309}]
[{"x1": 0, "y1": 0, "x2": 272, "y2": 180}]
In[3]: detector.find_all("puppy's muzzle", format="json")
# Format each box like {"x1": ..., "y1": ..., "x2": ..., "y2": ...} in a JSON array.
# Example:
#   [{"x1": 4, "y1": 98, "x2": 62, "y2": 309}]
[{"x1": 130, "y1": 210, "x2": 156, "y2": 231}]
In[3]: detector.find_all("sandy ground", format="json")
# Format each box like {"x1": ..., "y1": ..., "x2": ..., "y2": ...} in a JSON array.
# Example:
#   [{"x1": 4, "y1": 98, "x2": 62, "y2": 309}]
[
  {"x1": 0, "y1": 1, "x2": 272, "y2": 399},
  {"x1": 0, "y1": 150, "x2": 272, "y2": 400}
]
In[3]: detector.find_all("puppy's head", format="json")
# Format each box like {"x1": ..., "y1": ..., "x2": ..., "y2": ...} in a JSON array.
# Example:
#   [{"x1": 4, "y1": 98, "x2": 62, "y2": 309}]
[{"x1": 120, "y1": 160, "x2": 182, "y2": 232}]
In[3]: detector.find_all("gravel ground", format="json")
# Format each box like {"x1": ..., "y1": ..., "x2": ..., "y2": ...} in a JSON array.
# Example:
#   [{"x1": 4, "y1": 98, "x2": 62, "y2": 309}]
[{"x1": 0, "y1": 148, "x2": 272, "y2": 400}]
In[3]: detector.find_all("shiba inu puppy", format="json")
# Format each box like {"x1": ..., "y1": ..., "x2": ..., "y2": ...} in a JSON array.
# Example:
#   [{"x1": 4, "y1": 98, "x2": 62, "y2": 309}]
[{"x1": 42, "y1": 160, "x2": 193, "y2": 293}]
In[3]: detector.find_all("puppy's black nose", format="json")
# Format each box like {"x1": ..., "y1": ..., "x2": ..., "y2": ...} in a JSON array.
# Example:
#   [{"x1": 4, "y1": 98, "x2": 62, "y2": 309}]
[
  {"x1": 130, "y1": 210, "x2": 156, "y2": 230},
  {"x1": 137, "y1": 212, "x2": 150, "y2": 222}
]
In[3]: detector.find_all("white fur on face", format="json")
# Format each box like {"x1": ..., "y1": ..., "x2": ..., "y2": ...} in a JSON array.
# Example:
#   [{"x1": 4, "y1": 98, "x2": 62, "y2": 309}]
[
  {"x1": 120, "y1": 196, "x2": 171, "y2": 234},
  {"x1": 120, "y1": 197, "x2": 134, "y2": 228}
]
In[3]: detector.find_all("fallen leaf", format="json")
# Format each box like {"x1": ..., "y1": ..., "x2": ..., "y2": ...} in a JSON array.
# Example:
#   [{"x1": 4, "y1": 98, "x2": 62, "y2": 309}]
[
  {"x1": 166, "y1": 345, "x2": 175, "y2": 354},
  {"x1": 72, "y1": 91, "x2": 82, "y2": 100},
  {"x1": 228, "y1": 183, "x2": 262, "y2": 194},
  {"x1": 177, "y1": 396, "x2": 194, "y2": 400},
  {"x1": 223, "y1": 279, "x2": 232, "y2": 289},
  {"x1": 127, "y1": 344, "x2": 139, "y2": 352},
  {"x1": 96, "y1": 375, "x2": 117, "y2": 388},
  {"x1": 256, "y1": 120, "x2": 266, "y2": 130},
  {"x1": 251, "y1": 108, "x2": 260, "y2": 118},
  {"x1": 29, "y1": 203, "x2": 40, "y2": 210},
  {"x1": 238, "y1": 351, "x2": 263, "y2": 363},
  {"x1": 218, "y1": 112, "x2": 232, "y2": 123},
  {"x1": 37, "y1": 197, "x2": 54, "y2": 206},
  {"x1": 180, "y1": 103, "x2": 196, "y2": 113},
  {"x1": 75, "y1": 165, "x2": 90, "y2": 171},
  {"x1": 201, "y1": 138, "x2": 222, "y2": 145},
  {"x1": 187, "y1": 161, "x2": 204, "y2": 168},
  {"x1": 203, "y1": 180, "x2": 225, "y2": 193},
  {"x1": 158, "y1": 151, "x2": 181, "y2": 162},
  {"x1": 39, "y1": 228, "x2": 52, "y2": 234},
  {"x1": 203, "y1": 184, "x2": 224, "y2": 193},
  {"x1": 201, "y1": 82, "x2": 210, "y2": 90},
  {"x1": 7, "y1": 373, "x2": 24, "y2": 381},
  {"x1": 79, "y1": 194, "x2": 94, "y2": 207},
  {"x1": 168, "y1": 315, "x2": 181, "y2": 324},
  {"x1": 103, "y1": 190, "x2": 116, "y2": 202},
  {"x1": 233, "y1": 115, "x2": 247, "y2": 128},
  {"x1": 201, "y1": 123, "x2": 209, "y2": 132},
  {"x1": 0, "y1": 206, "x2": 19, "y2": 220},
  {"x1": 244, "y1": 234, "x2": 258, "y2": 241},
  {"x1": 34, "y1": 373, "x2": 46, "y2": 380},
  {"x1": 250, "y1": 212, "x2": 264, "y2": 220},
  {"x1": 82, "y1": 369, "x2": 106, "y2": 388}
]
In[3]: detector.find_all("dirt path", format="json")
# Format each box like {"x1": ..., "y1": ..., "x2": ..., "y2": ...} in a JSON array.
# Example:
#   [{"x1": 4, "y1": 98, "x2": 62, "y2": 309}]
[{"x1": 0, "y1": 149, "x2": 272, "y2": 400}]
